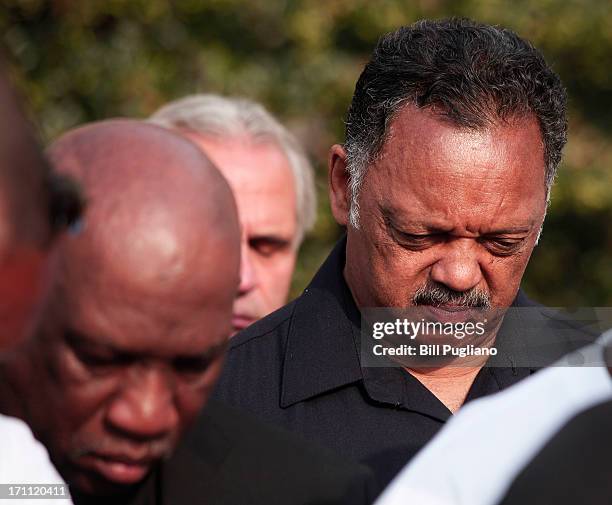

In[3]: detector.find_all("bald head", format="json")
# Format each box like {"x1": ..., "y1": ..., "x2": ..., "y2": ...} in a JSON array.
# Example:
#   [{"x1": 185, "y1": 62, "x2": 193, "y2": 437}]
[
  {"x1": 2, "y1": 119, "x2": 241, "y2": 496},
  {"x1": 48, "y1": 119, "x2": 240, "y2": 298}
]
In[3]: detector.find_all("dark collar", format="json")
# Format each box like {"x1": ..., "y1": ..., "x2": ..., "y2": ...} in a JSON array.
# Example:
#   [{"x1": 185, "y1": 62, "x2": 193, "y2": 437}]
[
  {"x1": 281, "y1": 235, "x2": 536, "y2": 412},
  {"x1": 281, "y1": 237, "x2": 362, "y2": 407}
]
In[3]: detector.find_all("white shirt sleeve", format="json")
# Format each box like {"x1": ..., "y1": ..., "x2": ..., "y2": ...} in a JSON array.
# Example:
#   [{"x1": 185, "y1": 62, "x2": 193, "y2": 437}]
[
  {"x1": 0, "y1": 414, "x2": 72, "y2": 504},
  {"x1": 375, "y1": 333, "x2": 612, "y2": 505}
]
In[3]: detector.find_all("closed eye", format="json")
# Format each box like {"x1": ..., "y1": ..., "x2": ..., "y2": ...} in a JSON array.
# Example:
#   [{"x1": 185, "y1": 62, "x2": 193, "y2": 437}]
[
  {"x1": 173, "y1": 356, "x2": 212, "y2": 375},
  {"x1": 392, "y1": 228, "x2": 443, "y2": 250},
  {"x1": 399, "y1": 233, "x2": 438, "y2": 246},
  {"x1": 480, "y1": 237, "x2": 527, "y2": 256},
  {"x1": 249, "y1": 236, "x2": 291, "y2": 257},
  {"x1": 173, "y1": 342, "x2": 227, "y2": 381},
  {"x1": 65, "y1": 329, "x2": 133, "y2": 373},
  {"x1": 383, "y1": 214, "x2": 442, "y2": 250}
]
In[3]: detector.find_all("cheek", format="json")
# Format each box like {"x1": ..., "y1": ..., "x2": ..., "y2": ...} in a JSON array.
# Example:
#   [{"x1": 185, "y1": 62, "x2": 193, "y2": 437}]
[
  {"x1": 361, "y1": 232, "x2": 431, "y2": 285},
  {"x1": 58, "y1": 383, "x2": 118, "y2": 445},
  {"x1": 53, "y1": 354, "x2": 122, "y2": 431},
  {"x1": 31, "y1": 371, "x2": 118, "y2": 461},
  {"x1": 374, "y1": 250, "x2": 432, "y2": 304},
  {"x1": 258, "y1": 254, "x2": 296, "y2": 294},
  {"x1": 484, "y1": 250, "x2": 535, "y2": 304}
]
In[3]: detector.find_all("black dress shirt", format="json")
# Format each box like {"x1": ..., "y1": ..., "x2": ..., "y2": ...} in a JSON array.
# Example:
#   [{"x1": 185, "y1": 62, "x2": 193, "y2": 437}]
[{"x1": 212, "y1": 236, "x2": 595, "y2": 494}]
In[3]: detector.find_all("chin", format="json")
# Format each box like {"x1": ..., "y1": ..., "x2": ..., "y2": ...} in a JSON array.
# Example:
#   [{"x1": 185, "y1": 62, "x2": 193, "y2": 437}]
[{"x1": 66, "y1": 465, "x2": 145, "y2": 499}]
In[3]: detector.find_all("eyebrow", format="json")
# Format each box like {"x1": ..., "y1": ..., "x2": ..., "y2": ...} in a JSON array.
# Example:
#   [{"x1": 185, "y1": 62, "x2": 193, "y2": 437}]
[
  {"x1": 379, "y1": 205, "x2": 404, "y2": 228},
  {"x1": 481, "y1": 227, "x2": 533, "y2": 235},
  {"x1": 65, "y1": 328, "x2": 229, "y2": 361},
  {"x1": 64, "y1": 328, "x2": 116, "y2": 354},
  {"x1": 379, "y1": 204, "x2": 534, "y2": 236},
  {"x1": 379, "y1": 205, "x2": 451, "y2": 233}
]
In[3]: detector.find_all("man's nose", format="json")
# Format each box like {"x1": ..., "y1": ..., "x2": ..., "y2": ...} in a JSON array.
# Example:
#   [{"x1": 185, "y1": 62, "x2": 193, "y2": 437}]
[
  {"x1": 238, "y1": 240, "x2": 257, "y2": 295},
  {"x1": 105, "y1": 367, "x2": 179, "y2": 440},
  {"x1": 430, "y1": 238, "x2": 483, "y2": 293}
]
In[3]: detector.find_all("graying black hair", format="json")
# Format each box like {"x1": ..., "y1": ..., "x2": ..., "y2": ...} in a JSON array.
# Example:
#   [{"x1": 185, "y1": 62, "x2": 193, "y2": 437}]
[
  {"x1": 150, "y1": 94, "x2": 317, "y2": 245},
  {"x1": 345, "y1": 18, "x2": 567, "y2": 227}
]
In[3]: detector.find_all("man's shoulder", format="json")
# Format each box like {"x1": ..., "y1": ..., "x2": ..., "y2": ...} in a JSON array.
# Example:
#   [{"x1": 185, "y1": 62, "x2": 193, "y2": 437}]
[
  {"x1": 516, "y1": 290, "x2": 597, "y2": 335},
  {"x1": 506, "y1": 290, "x2": 599, "y2": 365},
  {"x1": 172, "y1": 401, "x2": 375, "y2": 505},
  {"x1": 214, "y1": 302, "x2": 300, "y2": 410},
  {"x1": 0, "y1": 415, "x2": 66, "y2": 487},
  {"x1": 498, "y1": 398, "x2": 612, "y2": 505},
  {"x1": 227, "y1": 298, "x2": 298, "y2": 350}
]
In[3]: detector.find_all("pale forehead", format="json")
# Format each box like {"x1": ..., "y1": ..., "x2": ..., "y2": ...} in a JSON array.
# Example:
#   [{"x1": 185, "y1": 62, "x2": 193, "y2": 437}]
[
  {"x1": 184, "y1": 133, "x2": 295, "y2": 189},
  {"x1": 184, "y1": 133, "x2": 298, "y2": 236}
]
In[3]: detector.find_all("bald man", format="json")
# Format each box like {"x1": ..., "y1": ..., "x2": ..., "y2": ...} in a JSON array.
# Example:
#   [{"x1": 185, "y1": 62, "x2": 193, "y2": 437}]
[
  {"x1": 0, "y1": 120, "x2": 374, "y2": 505},
  {"x1": 0, "y1": 119, "x2": 239, "y2": 500},
  {"x1": 0, "y1": 62, "x2": 81, "y2": 499}
]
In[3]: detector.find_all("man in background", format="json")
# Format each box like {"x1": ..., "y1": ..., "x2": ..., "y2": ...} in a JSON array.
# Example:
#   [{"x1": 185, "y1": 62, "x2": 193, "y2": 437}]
[{"x1": 150, "y1": 94, "x2": 317, "y2": 334}]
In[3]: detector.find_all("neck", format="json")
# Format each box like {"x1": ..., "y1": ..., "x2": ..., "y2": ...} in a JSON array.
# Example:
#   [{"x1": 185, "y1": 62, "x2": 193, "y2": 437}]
[
  {"x1": 405, "y1": 365, "x2": 483, "y2": 413},
  {"x1": 342, "y1": 265, "x2": 494, "y2": 413}
]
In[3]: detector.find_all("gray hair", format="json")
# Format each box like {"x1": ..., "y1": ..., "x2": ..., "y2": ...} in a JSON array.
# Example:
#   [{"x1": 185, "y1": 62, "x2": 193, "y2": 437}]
[
  {"x1": 345, "y1": 18, "x2": 567, "y2": 229},
  {"x1": 149, "y1": 94, "x2": 317, "y2": 245}
]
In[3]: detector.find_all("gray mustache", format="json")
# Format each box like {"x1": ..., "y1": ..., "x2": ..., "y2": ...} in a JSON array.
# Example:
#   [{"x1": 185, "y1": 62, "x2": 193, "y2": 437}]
[
  {"x1": 413, "y1": 282, "x2": 491, "y2": 309},
  {"x1": 69, "y1": 435, "x2": 176, "y2": 462}
]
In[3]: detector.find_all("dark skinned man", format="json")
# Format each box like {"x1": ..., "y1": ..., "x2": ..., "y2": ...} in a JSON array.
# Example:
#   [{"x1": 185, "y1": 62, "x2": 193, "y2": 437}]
[{"x1": 212, "y1": 18, "x2": 595, "y2": 494}]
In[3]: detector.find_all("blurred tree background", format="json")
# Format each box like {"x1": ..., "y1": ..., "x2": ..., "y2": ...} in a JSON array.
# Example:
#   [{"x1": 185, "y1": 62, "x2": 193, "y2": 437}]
[{"x1": 1, "y1": 0, "x2": 610, "y2": 305}]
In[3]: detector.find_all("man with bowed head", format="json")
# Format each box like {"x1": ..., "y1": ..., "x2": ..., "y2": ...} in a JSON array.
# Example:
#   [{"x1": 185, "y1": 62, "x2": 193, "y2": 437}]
[
  {"x1": 1, "y1": 119, "x2": 240, "y2": 500},
  {"x1": 213, "y1": 17, "x2": 594, "y2": 493},
  {"x1": 150, "y1": 94, "x2": 317, "y2": 335},
  {"x1": 0, "y1": 119, "x2": 374, "y2": 505}
]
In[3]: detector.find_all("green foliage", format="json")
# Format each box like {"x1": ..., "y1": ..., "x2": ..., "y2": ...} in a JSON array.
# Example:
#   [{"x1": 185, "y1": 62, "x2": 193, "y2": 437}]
[{"x1": 2, "y1": 0, "x2": 610, "y2": 305}]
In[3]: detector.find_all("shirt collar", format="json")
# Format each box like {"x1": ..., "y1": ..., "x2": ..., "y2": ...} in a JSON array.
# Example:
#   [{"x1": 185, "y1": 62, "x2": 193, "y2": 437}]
[
  {"x1": 281, "y1": 236, "x2": 363, "y2": 408},
  {"x1": 280, "y1": 235, "x2": 531, "y2": 411}
]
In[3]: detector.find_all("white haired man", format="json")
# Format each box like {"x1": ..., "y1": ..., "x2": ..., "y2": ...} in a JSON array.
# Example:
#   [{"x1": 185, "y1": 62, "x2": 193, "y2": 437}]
[{"x1": 150, "y1": 95, "x2": 317, "y2": 335}]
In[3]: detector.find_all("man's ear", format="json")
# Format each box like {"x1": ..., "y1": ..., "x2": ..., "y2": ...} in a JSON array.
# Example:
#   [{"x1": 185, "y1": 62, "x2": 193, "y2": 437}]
[{"x1": 328, "y1": 144, "x2": 351, "y2": 226}]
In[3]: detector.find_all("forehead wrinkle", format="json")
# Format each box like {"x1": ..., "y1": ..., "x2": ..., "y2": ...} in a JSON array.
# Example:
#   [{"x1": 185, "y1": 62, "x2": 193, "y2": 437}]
[
  {"x1": 59, "y1": 276, "x2": 228, "y2": 358},
  {"x1": 372, "y1": 109, "x2": 546, "y2": 232},
  {"x1": 379, "y1": 180, "x2": 540, "y2": 237},
  {"x1": 381, "y1": 105, "x2": 545, "y2": 178},
  {"x1": 189, "y1": 134, "x2": 298, "y2": 245}
]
